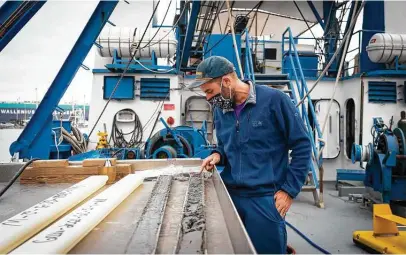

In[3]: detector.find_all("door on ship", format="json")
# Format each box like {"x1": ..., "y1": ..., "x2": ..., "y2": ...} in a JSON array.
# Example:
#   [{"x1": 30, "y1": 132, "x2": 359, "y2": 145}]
[
  {"x1": 314, "y1": 99, "x2": 340, "y2": 159},
  {"x1": 184, "y1": 96, "x2": 214, "y2": 143}
]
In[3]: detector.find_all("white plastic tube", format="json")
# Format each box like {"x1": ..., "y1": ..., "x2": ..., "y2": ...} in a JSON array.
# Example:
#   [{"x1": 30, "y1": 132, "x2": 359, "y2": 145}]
[
  {"x1": 0, "y1": 176, "x2": 108, "y2": 254},
  {"x1": 11, "y1": 174, "x2": 144, "y2": 254}
]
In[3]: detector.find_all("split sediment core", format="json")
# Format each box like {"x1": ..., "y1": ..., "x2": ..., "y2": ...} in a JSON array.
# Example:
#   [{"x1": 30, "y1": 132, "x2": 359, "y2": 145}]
[
  {"x1": 125, "y1": 175, "x2": 172, "y2": 254},
  {"x1": 177, "y1": 173, "x2": 206, "y2": 254}
]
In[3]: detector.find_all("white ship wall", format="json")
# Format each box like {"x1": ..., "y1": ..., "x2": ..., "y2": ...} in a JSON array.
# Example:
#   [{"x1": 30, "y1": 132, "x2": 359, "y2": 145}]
[
  {"x1": 87, "y1": 73, "x2": 181, "y2": 150},
  {"x1": 307, "y1": 77, "x2": 405, "y2": 180},
  {"x1": 361, "y1": 77, "x2": 405, "y2": 150}
]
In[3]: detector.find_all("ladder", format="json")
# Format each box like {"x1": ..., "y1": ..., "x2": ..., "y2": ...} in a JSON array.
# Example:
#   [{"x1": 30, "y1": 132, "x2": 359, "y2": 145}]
[{"x1": 281, "y1": 27, "x2": 325, "y2": 208}]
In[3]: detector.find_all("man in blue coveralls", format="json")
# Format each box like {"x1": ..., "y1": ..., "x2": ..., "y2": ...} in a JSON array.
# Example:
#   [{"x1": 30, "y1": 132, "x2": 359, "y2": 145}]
[{"x1": 188, "y1": 56, "x2": 312, "y2": 254}]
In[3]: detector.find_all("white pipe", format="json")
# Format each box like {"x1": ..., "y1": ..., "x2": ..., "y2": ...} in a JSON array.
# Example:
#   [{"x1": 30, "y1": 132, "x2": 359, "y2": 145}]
[
  {"x1": 11, "y1": 174, "x2": 143, "y2": 254},
  {"x1": 226, "y1": 0, "x2": 244, "y2": 79},
  {"x1": 0, "y1": 176, "x2": 108, "y2": 254}
]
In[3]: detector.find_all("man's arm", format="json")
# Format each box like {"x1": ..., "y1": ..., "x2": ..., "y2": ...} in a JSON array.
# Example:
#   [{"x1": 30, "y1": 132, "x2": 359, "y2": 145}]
[
  {"x1": 211, "y1": 131, "x2": 225, "y2": 163},
  {"x1": 201, "y1": 110, "x2": 226, "y2": 171},
  {"x1": 211, "y1": 108, "x2": 226, "y2": 162},
  {"x1": 273, "y1": 91, "x2": 312, "y2": 198}
]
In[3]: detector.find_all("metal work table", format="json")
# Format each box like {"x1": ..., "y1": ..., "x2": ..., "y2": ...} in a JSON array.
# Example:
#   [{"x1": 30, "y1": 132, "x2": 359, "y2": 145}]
[{"x1": 0, "y1": 160, "x2": 255, "y2": 254}]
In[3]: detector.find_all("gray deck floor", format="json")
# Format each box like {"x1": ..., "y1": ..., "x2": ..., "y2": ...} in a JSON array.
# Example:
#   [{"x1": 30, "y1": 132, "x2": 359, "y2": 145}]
[
  {"x1": 0, "y1": 180, "x2": 372, "y2": 254},
  {"x1": 286, "y1": 182, "x2": 371, "y2": 254}
]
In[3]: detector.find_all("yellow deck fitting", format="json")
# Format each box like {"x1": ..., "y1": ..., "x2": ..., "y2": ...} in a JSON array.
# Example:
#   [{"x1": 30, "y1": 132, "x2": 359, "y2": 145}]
[
  {"x1": 353, "y1": 204, "x2": 406, "y2": 254},
  {"x1": 96, "y1": 131, "x2": 108, "y2": 149}
]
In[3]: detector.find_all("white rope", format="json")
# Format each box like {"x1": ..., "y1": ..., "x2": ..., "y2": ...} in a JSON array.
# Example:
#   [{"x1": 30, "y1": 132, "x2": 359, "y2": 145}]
[
  {"x1": 52, "y1": 130, "x2": 60, "y2": 159},
  {"x1": 226, "y1": 0, "x2": 244, "y2": 79}
]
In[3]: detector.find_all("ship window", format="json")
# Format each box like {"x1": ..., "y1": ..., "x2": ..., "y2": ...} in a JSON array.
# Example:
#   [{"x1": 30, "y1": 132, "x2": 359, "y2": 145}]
[
  {"x1": 265, "y1": 48, "x2": 277, "y2": 60},
  {"x1": 345, "y1": 99, "x2": 355, "y2": 159}
]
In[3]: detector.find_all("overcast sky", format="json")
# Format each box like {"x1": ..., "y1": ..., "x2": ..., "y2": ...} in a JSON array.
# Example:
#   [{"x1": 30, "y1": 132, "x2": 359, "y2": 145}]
[{"x1": 0, "y1": 0, "x2": 175, "y2": 104}]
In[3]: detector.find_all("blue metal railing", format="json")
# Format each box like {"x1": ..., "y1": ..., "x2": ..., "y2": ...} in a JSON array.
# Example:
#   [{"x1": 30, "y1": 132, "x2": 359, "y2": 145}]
[
  {"x1": 244, "y1": 30, "x2": 256, "y2": 83},
  {"x1": 282, "y1": 27, "x2": 325, "y2": 187}
]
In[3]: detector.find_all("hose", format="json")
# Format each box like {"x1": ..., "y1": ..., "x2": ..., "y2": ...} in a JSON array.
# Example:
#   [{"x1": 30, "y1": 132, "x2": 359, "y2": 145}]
[
  {"x1": 0, "y1": 158, "x2": 39, "y2": 199},
  {"x1": 286, "y1": 221, "x2": 331, "y2": 254},
  {"x1": 71, "y1": 126, "x2": 87, "y2": 152},
  {"x1": 110, "y1": 109, "x2": 143, "y2": 148},
  {"x1": 61, "y1": 127, "x2": 87, "y2": 154}
]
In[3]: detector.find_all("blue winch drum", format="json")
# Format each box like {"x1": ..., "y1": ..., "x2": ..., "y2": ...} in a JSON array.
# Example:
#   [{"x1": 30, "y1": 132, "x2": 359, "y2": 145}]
[
  {"x1": 351, "y1": 143, "x2": 363, "y2": 164},
  {"x1": 153, "y1": 145, "x2": 178, "y2": 159}
]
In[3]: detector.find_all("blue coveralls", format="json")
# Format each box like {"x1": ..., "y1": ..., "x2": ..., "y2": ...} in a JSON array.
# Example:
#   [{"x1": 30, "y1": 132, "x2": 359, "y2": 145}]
[{"x1": 213, "y1": 82, "x2": 312, "y2": 254}]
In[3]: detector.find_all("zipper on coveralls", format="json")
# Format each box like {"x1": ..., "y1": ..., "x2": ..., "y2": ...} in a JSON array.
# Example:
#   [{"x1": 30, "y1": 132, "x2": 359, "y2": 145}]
[{"x1": 234, "y1": 111, "x2": 242, "y2": 184}]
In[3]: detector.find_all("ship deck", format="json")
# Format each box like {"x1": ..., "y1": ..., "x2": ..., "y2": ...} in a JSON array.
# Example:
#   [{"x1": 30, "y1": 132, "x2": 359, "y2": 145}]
[{"x1": 287, "y1": 182, "x2": 370, "y2": 254}]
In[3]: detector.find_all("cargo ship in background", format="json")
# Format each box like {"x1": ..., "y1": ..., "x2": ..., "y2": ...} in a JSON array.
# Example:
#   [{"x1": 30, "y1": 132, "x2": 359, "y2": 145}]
[{"x1": 0, "y1": 102, "x2": 89, "y2": 129}]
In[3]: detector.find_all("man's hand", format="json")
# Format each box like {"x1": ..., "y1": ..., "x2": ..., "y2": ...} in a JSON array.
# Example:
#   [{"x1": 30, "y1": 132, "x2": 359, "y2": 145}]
[
  {"x1": 274, "y1": 190, "x2": 293, "y2": 218},
  {"x1": 200, "y1": 153, "x2": 221, "y2": 173}
]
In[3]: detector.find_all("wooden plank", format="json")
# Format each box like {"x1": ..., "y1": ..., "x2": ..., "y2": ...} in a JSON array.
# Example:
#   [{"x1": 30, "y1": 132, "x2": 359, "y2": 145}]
[
  {"x1": 11, "y1": 175, "x2": 144, "y2": 254},
  {"x1": 20, "y1": 175, "x2": 94, "y2": 184},
  {"x1": 99, "y1": 166, "x2": 116, "y2": 184},
  {"x1": 116, "y1": 164, "x2": 132, "y2": 174},
  {"x1": 0, "y1": 176, "x2": 108, "y2": 254},
  {"x1": 116, "y1": 165, "x2": 132, "y2": 181},
  {"x1": 21, "y1": 166, "x2": 100, "y2": 178},
  {"x1": 83, "y1": 158, "x2": 117, "y2": 167},
  {"x1": 31, "y1": 160, "x2": 69, "y2": 168},
  {"x1": 19, "y1": 164, "x2": 132, "y2": 184}
]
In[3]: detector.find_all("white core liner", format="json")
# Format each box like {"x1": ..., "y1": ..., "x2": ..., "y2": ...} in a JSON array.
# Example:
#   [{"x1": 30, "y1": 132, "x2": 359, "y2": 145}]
[
  {"x1": 0, "y1": 175, "x2": 108, "y2": 254},
  {"x1": 10, "y1": 174, "x2": 143, "y2": 254}
]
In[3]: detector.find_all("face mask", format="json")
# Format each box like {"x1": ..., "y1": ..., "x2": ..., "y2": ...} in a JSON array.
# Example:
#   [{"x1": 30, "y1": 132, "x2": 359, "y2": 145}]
[{"x1": 207, "y1": 80, "x2": 234, "y2": 110}]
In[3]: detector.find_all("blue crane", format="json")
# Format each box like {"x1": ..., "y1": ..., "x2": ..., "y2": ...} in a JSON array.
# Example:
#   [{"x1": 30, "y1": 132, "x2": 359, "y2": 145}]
[{"x1": 8, "y1": 1, "x2": 118, "y2": 159}]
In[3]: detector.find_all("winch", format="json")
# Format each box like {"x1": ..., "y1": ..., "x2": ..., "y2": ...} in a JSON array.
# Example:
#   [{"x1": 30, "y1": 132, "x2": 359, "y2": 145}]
[
  {"x1": 144, "y1": 117, "x2": 216, "y2": 159},
  {"x1": 351, "y1": 115, "x2": 406, "y2": 203}
]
